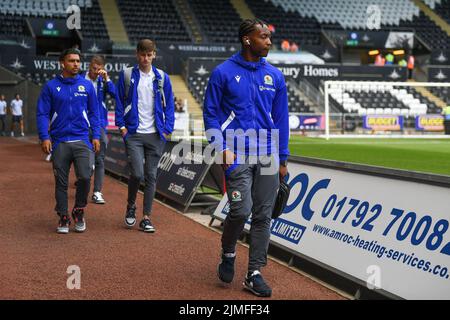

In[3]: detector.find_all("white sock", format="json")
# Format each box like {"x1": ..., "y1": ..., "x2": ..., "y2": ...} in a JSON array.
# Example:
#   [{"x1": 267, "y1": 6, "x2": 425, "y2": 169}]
[{"x1": 223, "y1": 252, "x2": 236, "y2": 258}]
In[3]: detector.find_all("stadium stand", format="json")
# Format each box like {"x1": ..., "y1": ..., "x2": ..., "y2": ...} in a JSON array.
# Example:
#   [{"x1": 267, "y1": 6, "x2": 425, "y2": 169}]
[
  {"x1": 328, "y1": 83, "x2": 439, "y2": 116},
  {"x1": 187, "y1": 74, "x2": 208, "y2": 105},
  {"x1": 79, "y1": 0, "x2": 109, "y2": 40},
  {"x1": 262, "y1": 0, "x2": 450, "y2": 49},
  {"x1": 0, "y1": 0, "x2": 109, "y2": 40},
  {"x1": 0, "y1": 12, "x2": 25, "y2": 36},
  {"x1": 397, "y1": 11, "x2": 450, "y2": 49},
  {"x1": 187, "y1": 0, "x2": 242, "y2": 44},
  {"x1": 270, "y1": 0, "x2": 420, "y2": 29},
  {"x1": 429, "y1": 87, "x2": 450, "y2": 104},
  {"x1": 116, "y1": 0, "x2": 191, "y2": 43},
  {"x1": 433, "y1": 0, "x2": 450, "y2": 24},
  {"x1": 287, "y1": 84, "x2": 311, "y2": 113},
  {"x1": 245, "y1": 0, "x2": 323, "y2": 46},
  {"x1": 423, "y1": 0, "x2": 441, "y2": 9}
]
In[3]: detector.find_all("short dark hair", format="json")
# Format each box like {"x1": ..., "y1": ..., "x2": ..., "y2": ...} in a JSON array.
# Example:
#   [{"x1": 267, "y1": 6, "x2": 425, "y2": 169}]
[
  {"x1": 238, "y1": 18, "x2": 268, "y2": 44},
  {"x1": 136, "y1": 39, "x2": 156, "y2": 53},
  {"x1": 90, "y1": 55, "x2": 105, "y2": 65},
  {"x1": 59, "y1": 48, "x2": 81, "y2": 61}
]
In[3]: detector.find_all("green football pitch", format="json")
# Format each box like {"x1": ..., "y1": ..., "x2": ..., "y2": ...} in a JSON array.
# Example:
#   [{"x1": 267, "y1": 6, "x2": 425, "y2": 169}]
[{"x1": 288, "y1": 136, "x2": 450, "y2": 176}]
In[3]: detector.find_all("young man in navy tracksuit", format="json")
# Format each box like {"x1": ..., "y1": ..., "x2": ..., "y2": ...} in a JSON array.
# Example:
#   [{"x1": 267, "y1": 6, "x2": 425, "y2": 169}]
[
  {"x1": 203, "y1": 19, "x2": 289, "y2": 297},
  {"x1": 37, "y1": 48, "x2": 100, "y2": 234},
  {"x1": 81, "y1": 55, "x2": 117, "y2": 204},
  {"x1": 115, "y1": 39, "x2": 175, "y2": 233}
]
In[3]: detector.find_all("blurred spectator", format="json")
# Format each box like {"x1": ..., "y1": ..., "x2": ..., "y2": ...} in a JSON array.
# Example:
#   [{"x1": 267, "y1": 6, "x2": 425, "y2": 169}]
[
  {"x1": 281, "y1": 39, "x2": 290, "y2": 52},
  {"x1": 407, "y1": 54, "x2": 415, "y2": 79},
  {"x1": 290, "y1": 42, "x2": 299, "y2": 53},
  {"x1": 374, "y1": 54, "x2": 385, "y2": 66},
  {"x1": 174, "y1": 97, "x2": 184, "y2": 113},
  {"x1": 398, "y1": 58, "x2": 407, "y2": 67},
  {"x1": 385, "y1": 53, "x2": 394, "y2": 65},
  {"x1": 0, "y1": 94, "x2": 6, "y2": 136},
  {"x1": 443, "y1": 102, "x2": 450, "y2": 135}
]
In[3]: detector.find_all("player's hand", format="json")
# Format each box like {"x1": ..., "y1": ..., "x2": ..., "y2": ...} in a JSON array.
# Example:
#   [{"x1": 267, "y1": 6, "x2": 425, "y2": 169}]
[
  {"x1": 222, "y1": 149, "x2": 236, "y2": 170},
  {"x1": 41, "y1": 139, "x2": 52, "y2": 154},
  {"x1": 92, "y1": 139, "x2": 100, "y2": 153},
  {"x1": 120, "y1": 127, "x2": 128, "y2": 138},
  {"x1": 279, "y1": 164, "x2": 288, "y2": 182},
  {"x1": 163, "y1": 132, "x2": 170, "y2": 141},
  {"x1": 97, "y1": 69, "x2": 110, "y2": 82}
]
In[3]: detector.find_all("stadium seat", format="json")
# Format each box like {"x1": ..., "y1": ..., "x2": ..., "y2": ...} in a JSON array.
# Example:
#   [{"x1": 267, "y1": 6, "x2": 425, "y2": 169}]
[
  {"x1": 117, "y1": 0, "x2": 191, "y2": 43},
  {"x1": 0, "y1": 0, "x2": 109, "y2": 39}
]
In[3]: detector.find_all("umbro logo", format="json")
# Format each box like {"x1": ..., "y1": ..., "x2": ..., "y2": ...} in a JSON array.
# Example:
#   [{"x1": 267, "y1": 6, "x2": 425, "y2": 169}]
[
  {"x1": 56, "y1": 87, "x2": 61, "y2": 92},
  {"x1": 235, "y1": 75, "x2": 241, "y2": 83}
]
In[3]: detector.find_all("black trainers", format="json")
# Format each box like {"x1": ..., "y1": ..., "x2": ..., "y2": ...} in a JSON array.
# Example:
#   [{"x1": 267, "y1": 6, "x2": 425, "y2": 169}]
[
  {"x1": 57, "y1": 214, "x2": 71, "y2": 234},
  {"x1": 139, "y1": 218, "x2": 155, "y2": 233},
  {"x1": 243, "y1": 270, "x2": 272, "y2": 297},
  {"x1": 217, "y1": 252, "x2": 236, "y2": 283},
  {"x1": 71, "y1": 208, "x2": 86, "y2": 233},
  {"x1": 125, "y1": 204, "x2": 137, "y2": 227}
]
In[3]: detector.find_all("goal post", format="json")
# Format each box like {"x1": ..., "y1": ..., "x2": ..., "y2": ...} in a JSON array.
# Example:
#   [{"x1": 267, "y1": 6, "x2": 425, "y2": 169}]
[{"x1": 323, "y1": 80, "x2": 450, "y2": 140}]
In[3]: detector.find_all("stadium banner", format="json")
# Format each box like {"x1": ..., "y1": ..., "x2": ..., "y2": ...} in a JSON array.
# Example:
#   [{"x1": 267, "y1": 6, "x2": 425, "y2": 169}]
[
  {"x1": 289, "y1": 115, "x2": 325, "y2": 131},
  {"x1": 187, "y1": 58, "x2": 225, "y2": 79},
  {"x1": 187, "y1": 58, "x2": 407, "y2": 82},
  {"x1": 0, "y1": 54, "x2": 166, "y2": 79},
  {"x1": 415, "y1": 115, "x2": 444, "y2": 132},
  {"x1": 156, "y1": 140, "x2": 213, "y2": 208},
  {"x1": 324, "y1": 29, "x2": 414, "y2": 49},
  {"x1": 278, "y1": 64, "x2": 407, "y2": 81},
  {"x1": 430, "y1": 50, "x2": 450, "y2": 66},
  {"x1": 158, "y1": 42, "x2": 240, "y2": 57},
  {"x1": 113, "y1": 42, "x2": 239, "y2": 57},
  {"x1": 212, "y1": 160, "x2": 450, "y2": 299},
  {"x1": 301, "y1": 45, "x2": 340, "y2": 63},
  {"x1": 81, "y1": 39, "x2": 113, "y2": 54},
  {"x1": 105, "y1": 135, "x2": 216, "y2": 210},
  {"x1": 105, "y1": 133, "x2": 129, "y2": 177},
  {"x1": 113, "y1": 43, "x2": 238, "y2": 74},
  {"x1": 363, "y1": 115, "x2": 404, "y2": 131},
  {"x1": 0, "y1": 36, "x2": 36, "y2": 55},
  {"x1": 428, "y1": 66, "x2": 450, "y2": 82}
]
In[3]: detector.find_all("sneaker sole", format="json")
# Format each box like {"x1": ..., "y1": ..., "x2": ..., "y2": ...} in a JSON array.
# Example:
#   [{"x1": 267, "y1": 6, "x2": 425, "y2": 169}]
[
  {"x1": 75, "y1": 224, "x2": 86, "y2": 233},
  {"x1": 57, "y1": 228, "x2": 69, "y2": 234},
  {"x1": 125, "y1": 219, "x2": 136, "y2": 228},
  {"x1": 139, "y1": 227, "x2": 155, "y2": 233},
  {"x1": 243, "y1": 282, "x2": 272, "y2": 297},
  {"x1": 93, "y1": 200, "x2": 106, "y2": 204}
]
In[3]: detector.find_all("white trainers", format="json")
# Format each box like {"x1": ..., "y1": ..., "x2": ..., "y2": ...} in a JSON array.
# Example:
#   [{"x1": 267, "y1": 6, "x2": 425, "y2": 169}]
[
  {"x1": 92, "y1": 192, "x2": 105, "y2": 204},
  {"x1": 10, "y1": 132, "x2": 14, "y2": 137},
  {"x1": 21, "y1": 132, "x2": 24, "y2": 137}
]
